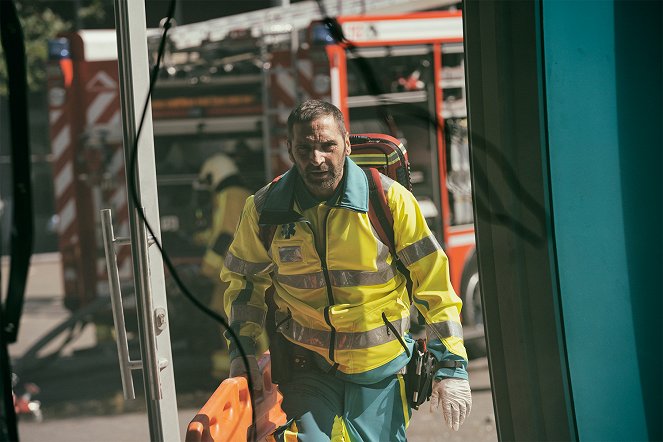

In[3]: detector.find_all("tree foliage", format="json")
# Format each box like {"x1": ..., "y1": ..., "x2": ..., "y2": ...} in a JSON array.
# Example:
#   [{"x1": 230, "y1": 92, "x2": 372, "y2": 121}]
[
  {"x1": 0, "y1": 2, "x2": 71, "y2": 95},
  {"x1": 0, "y1": 0, "x2": 113, "y2": 95}
]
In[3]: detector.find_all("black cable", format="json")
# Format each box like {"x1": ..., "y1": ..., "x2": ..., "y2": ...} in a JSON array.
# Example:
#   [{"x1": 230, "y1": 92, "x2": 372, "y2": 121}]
[
  {"x1": 129, "y1": 3, "x2": 544, "y2": 440},
  {"x1": 1, "y1": 0, "x2": 34, "y2": 346},
  {"x1": 314, "y1": 2, "x2": 546, "y2": 246},
  {"x1": 317, "y1": 5, "x2": 401, "y2": 137},
  {"x1": 1, "y1": 0, "x2": 33, "y2": 439},
  {"x1": 0, "y1": 308, "x2": 18, "y2": 442},
  {"x1": 122, "y1": 0, "x2": 257, "y2": 436}
]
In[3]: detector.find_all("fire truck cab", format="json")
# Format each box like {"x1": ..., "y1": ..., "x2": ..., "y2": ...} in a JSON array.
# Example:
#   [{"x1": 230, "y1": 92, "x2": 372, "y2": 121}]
[{"x1": 46, "y1": 8, "x2": 482, "y2": 350}]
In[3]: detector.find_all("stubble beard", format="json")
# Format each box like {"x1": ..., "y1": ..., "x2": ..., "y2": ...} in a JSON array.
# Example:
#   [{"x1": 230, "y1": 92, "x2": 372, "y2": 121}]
[{"x1": 303, "y1": 166, "x2": 342, "y2": 199}]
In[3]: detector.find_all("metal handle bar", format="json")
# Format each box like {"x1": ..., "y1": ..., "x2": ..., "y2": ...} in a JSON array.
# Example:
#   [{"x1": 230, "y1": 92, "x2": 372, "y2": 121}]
[{"x1": 100, "y1": 209, "x2": 141, "y2": 400}]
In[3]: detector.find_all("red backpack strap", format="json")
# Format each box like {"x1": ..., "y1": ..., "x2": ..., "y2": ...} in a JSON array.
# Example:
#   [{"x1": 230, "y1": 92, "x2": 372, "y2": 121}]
[
  {"x1": 365, "y1": 168, "x2": 413, "y2": 301},
  {"x1": 365, "y1": 168, "x2": 396, "y2": 255}
]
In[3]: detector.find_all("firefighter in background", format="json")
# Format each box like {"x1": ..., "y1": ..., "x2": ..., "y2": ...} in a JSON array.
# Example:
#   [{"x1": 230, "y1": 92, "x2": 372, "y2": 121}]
[
  {"x1": 221, "y1": 100, "x2": 472, "y2": 440},
  {"x1": 196, "y1": 153, "x2": 249, "y2": 282},
  {"x1": 194, "y1": 154, "x2": 253, "y2": 376}
]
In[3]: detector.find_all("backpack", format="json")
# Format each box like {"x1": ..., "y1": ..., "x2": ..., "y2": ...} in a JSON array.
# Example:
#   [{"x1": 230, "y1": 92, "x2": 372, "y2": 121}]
[{"x1": 348, "y1": 133, "x2": 412, "y2": 283}]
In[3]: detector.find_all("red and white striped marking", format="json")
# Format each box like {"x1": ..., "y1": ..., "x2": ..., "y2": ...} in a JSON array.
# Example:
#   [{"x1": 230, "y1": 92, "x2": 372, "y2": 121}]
[
  {"x1": 106, "y1": 140, "x2": 132, "y2": 280},
  {"x1": 84, "y1": 69, "x2": 133, "y2": 290},
  {"x1": 270, "y1": 55, "x2": 316, "y2": 123},
  {"x1": 49, "y1": 106, "x2": 77, "y2": 240},
  {"x1": 86, "y1": 91, "x2": 116, "y2": 126}
]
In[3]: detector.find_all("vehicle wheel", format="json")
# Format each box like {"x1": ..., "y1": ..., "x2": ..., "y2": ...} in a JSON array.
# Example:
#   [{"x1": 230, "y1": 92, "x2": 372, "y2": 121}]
[{"x1": 459, "y1": 252, "x2": 486, "y2": 359}]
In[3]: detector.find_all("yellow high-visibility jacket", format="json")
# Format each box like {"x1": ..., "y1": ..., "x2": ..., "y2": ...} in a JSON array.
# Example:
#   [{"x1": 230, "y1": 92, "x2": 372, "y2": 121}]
[
  {"x1": 200, "y1": 181, "x2": 251, "y2": 280},
  {"x1": 221, "y1": 158, "x2": 467, "y2": 383}
]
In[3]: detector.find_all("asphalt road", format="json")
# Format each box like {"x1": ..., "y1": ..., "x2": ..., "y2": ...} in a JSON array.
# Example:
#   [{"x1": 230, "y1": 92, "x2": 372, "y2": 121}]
[
  {"x1": 7, "y1": 254, "x2": 497, "y2": 441},
  {"x1": 16, "y1": 363, "x2": 496, "y2": 442}
]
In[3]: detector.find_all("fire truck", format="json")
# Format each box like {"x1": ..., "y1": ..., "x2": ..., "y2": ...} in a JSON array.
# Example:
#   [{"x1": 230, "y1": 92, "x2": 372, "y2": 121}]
[{"x1": 45, "y1": 2, "x2": 482, "y2": 355}]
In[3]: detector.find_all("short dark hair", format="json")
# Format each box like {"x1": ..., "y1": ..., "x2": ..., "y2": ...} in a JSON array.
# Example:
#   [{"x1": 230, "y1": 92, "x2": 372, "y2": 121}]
[{"x1": 287, "y1": 99, "x2": 347, "y2": 140}]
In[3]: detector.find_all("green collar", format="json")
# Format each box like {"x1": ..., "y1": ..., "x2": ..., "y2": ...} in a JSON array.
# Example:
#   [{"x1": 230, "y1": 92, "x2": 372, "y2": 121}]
[
  {"x1": 259, "y1": 157, "x2": 369, "y2": 225},
  {"x1": 295, "y1": 172, "x2": 350, "y2": 210},
  {"x1": 295, "y1": 175, "x2": 328, "y2": 210}
]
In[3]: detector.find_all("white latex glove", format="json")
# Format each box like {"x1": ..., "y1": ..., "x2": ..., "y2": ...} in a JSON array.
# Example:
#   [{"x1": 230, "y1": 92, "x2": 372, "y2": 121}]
[
  {"x1": 429, "y1": 378, "x2": 472, "y2": 431},
  {"x1": 229, "y1": 355, "x2": 263, "y2": 392}
]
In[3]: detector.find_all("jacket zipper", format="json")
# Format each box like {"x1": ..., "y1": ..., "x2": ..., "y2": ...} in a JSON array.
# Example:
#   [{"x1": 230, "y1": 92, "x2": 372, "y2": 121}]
[
  {"x1": 382, "y1": 312, "x2": 411, "y2": 358},
  {"x1": 319, "y1": 209, "x2": 336, "y2": 362}
]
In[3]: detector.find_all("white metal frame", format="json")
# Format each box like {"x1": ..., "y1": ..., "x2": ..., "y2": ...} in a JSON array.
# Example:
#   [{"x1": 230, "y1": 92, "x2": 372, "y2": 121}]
[{"x1": 111, "y1": 1, "x2": 180, "y2": 440}]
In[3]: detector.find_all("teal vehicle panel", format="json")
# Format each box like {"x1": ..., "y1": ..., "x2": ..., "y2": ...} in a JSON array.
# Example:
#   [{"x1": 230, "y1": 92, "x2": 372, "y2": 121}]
[{"x1": 542, "y1": 1, "x2": 661, "y2": 439}]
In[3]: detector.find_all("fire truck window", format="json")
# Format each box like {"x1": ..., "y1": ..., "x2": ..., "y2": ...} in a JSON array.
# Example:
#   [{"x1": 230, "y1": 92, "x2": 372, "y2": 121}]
[
  {"x1": 441, "y1": 43, "x2": 473, "y2": 226},
  {"x1": 346, "y1": 46, "x2": 434, "y2": 97},
  {"x1": 347, "y1": 46, "x2": 444, "y2": 238}
]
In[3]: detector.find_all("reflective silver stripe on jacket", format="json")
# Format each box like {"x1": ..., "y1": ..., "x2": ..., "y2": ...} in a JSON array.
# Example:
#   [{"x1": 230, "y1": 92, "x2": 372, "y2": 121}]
[
  {"x1": 275, "y1": 237, "x2": 397, "y2": 288},
  {"x1": 275, "y1": 270, "x2": 325, "y2": 289},
  {"x1": 276, "y1": 261, "x2": 396, "y2": 288},
  {"x1": 329, "y1": 233, "x2": 396, "y2": 287},
  {"x1": 379, "y1": 173, "x2": 395, "y2": 195},
  {"x1": 328, "y1": 265, "x2": 396, "y2": 287},
  {"x1": 230, "y1": 304, "x2": 267, "y2": 327},
  {"x1": 328, "y1": 242, "x2": 396, "y2": 286},
  {"x1": 224, "y1": 252, "x2": 273, "y2": 276},
  {"x1": 397, "y1": 235, "x2": 443, "y2": 267},
  {"x1": 278, "y1": 316, "x2": 410, "y2": 350},
  {"x1": 427, "y1": 320, "x2": 464, "y2": 340}
]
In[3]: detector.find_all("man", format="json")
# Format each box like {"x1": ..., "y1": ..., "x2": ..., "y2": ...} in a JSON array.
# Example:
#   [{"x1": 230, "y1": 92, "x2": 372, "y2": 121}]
[
  {"x1": 197, "y1": 153, "x2": 250, "y2": 286},
  {"x1": 221, "y1": 100, "x2": 471, "y2": 440},
  {"x1": 194, "y1": 153, "x2": 253, "y2": 376}
]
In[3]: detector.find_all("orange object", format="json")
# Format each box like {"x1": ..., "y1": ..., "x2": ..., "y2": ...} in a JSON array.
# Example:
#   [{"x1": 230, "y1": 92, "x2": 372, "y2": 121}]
[
  {"x1": 186, "y1": 352, "x2": 287, "y2": 442},
  {"x1": 59, "y1": 58, "x2": 73, "y2": 88}
]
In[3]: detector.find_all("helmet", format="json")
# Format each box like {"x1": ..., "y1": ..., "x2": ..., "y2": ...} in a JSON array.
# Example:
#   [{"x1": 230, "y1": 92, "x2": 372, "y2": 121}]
[{"x1": 198, "y1": 154, "x2": 238, "y2": 189}]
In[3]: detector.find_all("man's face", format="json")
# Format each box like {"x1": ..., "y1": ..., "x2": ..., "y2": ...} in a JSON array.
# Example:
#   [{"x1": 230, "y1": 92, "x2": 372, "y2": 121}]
[{"x1": 288, "y1": 116, "x2": 351, "y2": 200}]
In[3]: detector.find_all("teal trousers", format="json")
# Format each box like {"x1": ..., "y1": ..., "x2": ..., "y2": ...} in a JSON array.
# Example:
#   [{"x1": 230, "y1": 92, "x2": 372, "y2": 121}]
[{"x1": 273, "y1": 369, "x2": 411, "y2": 441}]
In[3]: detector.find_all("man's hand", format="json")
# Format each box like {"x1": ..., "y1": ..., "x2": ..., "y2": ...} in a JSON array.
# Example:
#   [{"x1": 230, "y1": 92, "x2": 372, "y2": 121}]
[
  {"x1": 429, "y1": 378, "x2": 472, "y2": 431},
  {"x1": 229, "y1": 355, "x2": 263, "y2": 393}
]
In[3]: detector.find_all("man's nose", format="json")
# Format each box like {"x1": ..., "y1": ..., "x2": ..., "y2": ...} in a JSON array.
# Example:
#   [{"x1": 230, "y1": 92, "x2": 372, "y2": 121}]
[{"x1": 310, "y1": 148, "x2": 324, "y2": 166}]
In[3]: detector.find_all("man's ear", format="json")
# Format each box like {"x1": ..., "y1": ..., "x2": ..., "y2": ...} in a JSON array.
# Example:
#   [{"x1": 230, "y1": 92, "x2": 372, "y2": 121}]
[
  {"x1": 287, "y1": 140, "x2": 295, "y2": 163},
  {"x1": 344, "y1": 133, "x2": 351, "y2": 156}
]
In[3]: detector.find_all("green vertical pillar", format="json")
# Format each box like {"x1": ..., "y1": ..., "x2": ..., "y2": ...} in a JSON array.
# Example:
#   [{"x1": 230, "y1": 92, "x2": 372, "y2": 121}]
[
  {"x1": 464, "y1": 0, "x2": 662, "y2": 440},
  {"x1": 542, "y1": 1, "x2": 662, "y2": 440}
]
